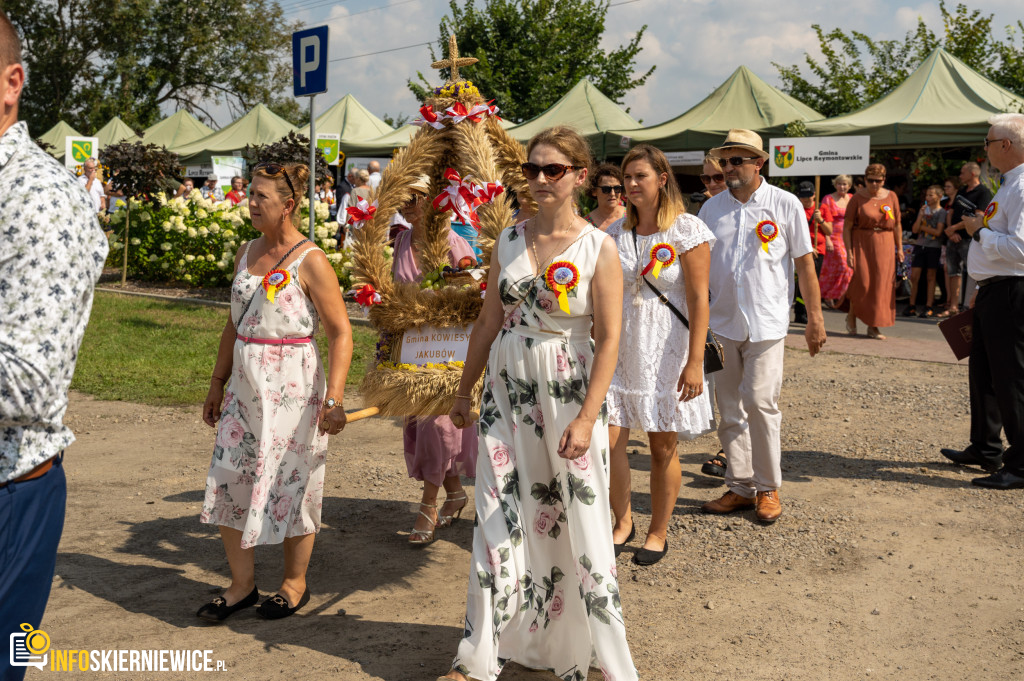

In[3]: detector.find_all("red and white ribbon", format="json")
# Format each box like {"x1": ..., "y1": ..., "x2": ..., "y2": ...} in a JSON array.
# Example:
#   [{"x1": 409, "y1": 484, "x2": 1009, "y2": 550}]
[
  {"x1": 345, "y1": 198, "x2": 377, "y2": 228},
  {"x1": 413, "y1": 100, "x2": 502, "y2": 129},
  {"x1": 349, "y1": 284, "x2": 382, "y2": 315},
  {"x1": 414, "y1": 105, "x2": 445, "y2": 130},
  {"x1": 431, "y1": 168, "x2": 504, "y2": 229}
]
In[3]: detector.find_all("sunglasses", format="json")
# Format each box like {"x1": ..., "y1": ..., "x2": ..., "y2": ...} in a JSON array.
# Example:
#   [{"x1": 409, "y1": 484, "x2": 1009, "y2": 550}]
[
  {"x1": 865, "y1": 177, "x2": 885, "y2": 184},
  {"x1": 700, "y1": 173, "x2": 725, "y2": 185},
  {"x1": 252, "y1": 162, "x2": 295, "y2": 198},
  {"x1": 521, "y1": 162, "x2": 581, "y2": 181},
  {"x1": 598, "y1": 185, "x2": 624, "y2": 194},
  {"x1": 718, "y1": 156, "x2": 758, "y2": 167}
]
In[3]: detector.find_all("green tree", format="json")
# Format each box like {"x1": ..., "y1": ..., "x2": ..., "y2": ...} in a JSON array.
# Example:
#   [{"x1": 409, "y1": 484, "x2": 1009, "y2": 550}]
[
  {"x1": 772, "y1": 1, "x2": 1014, "y2": 118},
  {"x1": 407, "y1": 0, "x2": 654, "y2": 123},
  {"x1": 4, "y1": 0, "x2": 300, "y2": 136}
]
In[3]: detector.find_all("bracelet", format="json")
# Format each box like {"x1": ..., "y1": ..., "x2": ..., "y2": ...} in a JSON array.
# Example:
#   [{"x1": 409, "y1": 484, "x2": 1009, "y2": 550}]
[
  {"x1": 453, "y1": 394, "x2": 472, "y2": 400},
  {"x1": 211, "y1": 374, "x2": 228, "y2": 383}
]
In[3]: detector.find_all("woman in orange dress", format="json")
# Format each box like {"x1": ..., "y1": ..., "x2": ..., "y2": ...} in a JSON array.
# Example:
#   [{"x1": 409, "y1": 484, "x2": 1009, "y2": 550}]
[{"x1": 843, "y1": 163, "x2": 903, "y2": 339}]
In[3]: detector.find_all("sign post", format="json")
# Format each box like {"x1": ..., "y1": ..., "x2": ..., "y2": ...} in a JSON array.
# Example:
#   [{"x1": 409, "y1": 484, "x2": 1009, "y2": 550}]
[{"x1": 292, "y1": 25, "x2": 329, "y2": 242}]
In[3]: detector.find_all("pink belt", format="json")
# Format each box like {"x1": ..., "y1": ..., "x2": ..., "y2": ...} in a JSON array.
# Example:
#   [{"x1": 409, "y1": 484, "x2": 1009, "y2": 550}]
[{"x1": 236, "y1": 334, "x2": 313, "y2": 345}]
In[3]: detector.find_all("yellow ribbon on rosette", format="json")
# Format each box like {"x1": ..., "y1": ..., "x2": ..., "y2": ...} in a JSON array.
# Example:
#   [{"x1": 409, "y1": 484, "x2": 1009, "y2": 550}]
[
  {"x1": 642, "y1": 242, "x2": 677, "y2": 279},
  {"x1": 544, "y1": 260, "x2": 580, "y2": 314},
  {"x1": 262, "y1": 268, "x2": 291, "y2": 303},
  {"x1": 881, "y1": 204, "x2": 895, "y2": 222},
  {"x1": 755, "y1": 219, "x2": 779, "y2": 253}
]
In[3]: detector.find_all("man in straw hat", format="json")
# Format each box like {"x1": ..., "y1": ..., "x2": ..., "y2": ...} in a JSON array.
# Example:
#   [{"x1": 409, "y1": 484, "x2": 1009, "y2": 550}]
[{"x1": 697, "y1": 129, "x2": 827, "y2": 523}]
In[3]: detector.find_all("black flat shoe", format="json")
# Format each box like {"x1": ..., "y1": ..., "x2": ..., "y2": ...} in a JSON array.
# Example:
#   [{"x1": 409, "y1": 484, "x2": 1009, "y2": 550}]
[
  {"x1": 971, "y1": 468, "x2": 1024, "y2": 490},
  {"x1": 632, "y1": 539, "x2": 668, "y2": 566},
  {"x1": 257, "y1": 588, "x2": 310, "y2": 619},
  {"x1": 940, "y1": 447, "x2": 1002, "y2": 473},
  {"x1": 196, "y1": 586, "x2": 259, "y2": 622},
  {"x1": 613, "y1": 523, "x2": 636, "y2": 557}
]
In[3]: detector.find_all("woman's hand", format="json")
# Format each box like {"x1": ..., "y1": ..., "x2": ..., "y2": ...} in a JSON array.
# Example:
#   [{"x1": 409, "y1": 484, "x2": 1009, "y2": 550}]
[
  {"x1": 846, "y1": 252, "x2": 855, "y2": 269},
  {"x1": 449, "y1": 397, "x2": 473, "y2": 429},
  {"x1": 676, "y1": 359, "x2": 704, "y2": 402},
  {"x1": 318, "y1": 404, "x2": 347, "y2": 435},
  {"x1": 896, "y1": 248, "x2": 906, "y2": 263},
  {"x1": 557, "y1": 416, "x2": 595, "y2": 460},
  {"x1": 825, "y1": 238, "x2": 834, "y2": 253},
  {"x1": 202, "y1": 383, "x2": 225, "y2": 427}
]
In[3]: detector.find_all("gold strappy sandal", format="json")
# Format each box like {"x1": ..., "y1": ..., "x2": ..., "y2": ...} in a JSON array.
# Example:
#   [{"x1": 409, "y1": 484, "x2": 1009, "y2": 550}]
[
  {"x1": 437, "y1": 491, "x2": 468, "y2": 528},
  {"x1": 408, "y1": 502, "x2": 437, "y2": 546}
]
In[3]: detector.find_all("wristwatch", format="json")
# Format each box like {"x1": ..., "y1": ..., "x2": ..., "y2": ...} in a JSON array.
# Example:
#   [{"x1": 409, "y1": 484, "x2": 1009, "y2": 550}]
[
  {"x1": 324, "y1": 397, "x2": 339, "y2": 409},
  {"x1": 972, "y1": 227, "x2": 986, "y2": 242}
]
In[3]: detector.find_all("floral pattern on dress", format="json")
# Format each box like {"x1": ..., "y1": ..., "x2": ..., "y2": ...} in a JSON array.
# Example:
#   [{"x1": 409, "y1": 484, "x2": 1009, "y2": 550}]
[
  {"x1": 451, "y1": 224, "x2": 637, "y2": 681},
  {"x1": 200, "y1": 245, "x2": 328, "y2": 548}
]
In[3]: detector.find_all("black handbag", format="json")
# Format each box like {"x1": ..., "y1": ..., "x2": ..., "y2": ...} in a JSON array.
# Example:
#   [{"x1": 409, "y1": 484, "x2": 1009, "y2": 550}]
[{"x1": 631, "y1": 230, "x2": 725, "y2": 374}]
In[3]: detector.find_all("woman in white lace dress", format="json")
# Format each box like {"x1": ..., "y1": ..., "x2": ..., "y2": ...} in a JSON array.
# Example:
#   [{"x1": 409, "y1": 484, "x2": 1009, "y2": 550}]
[{"x1": 607, "y1": 145, "x2": 716, "y2": 565}]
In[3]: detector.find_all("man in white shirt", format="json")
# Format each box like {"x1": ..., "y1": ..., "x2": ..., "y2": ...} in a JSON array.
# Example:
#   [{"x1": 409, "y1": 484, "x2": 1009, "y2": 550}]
[
  {"x1": 78, "y1": 157, "x2": 105, "y2": 213},
  {"x1": 697, "y1": 129, "x2": 827, "y2": 523},
  {"x1": 200, "y1": 173, "x2": 224, "y2": 201},
  {"x1": 941, "y1": 113, "x2": 1024, "y2": 489},
  {"x1": 367, "y1": 159, "x2": 382, "y2": 190}
]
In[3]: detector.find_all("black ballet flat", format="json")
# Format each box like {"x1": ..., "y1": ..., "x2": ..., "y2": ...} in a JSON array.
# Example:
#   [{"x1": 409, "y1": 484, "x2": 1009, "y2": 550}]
[
  {"x1": 256, "y1": 588, "x2": 310, "y2": 619},
  {"x1": 613, "y1": 523, "x2": 636, "y2": 557},
  {"x1": 633, "y1": 539, "x2": 669, "y2": 566},
  {"x1": 196, "y1": 586, "x2": 259, "y2": 622}
]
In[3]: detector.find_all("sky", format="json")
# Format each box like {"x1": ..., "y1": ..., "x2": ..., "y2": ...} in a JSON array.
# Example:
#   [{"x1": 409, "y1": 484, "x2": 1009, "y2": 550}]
[{"x1": 262, "y1": 0, "x2": 1023, "y2": 129}]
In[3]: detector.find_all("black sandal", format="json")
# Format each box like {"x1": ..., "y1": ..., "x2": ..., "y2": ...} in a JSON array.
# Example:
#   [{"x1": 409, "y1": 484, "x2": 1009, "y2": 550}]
[
  {"x1": 256, "y1": 588, "x2": 310, "y2": 619},
  {"x1": 613, "y1": 522, "x2": 636, "y2": 557},
  {"x1": 196, "y1": 586, "x2": 259, "y2": 622},
  {"x1": 701, "y1": 450, "x2": 727, "y2": 478}
]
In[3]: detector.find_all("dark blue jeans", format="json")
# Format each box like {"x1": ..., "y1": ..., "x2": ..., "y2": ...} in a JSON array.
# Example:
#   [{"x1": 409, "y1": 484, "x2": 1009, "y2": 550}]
[{"x1": 0, "y1": 454, "x2": 67, "y2": 681}]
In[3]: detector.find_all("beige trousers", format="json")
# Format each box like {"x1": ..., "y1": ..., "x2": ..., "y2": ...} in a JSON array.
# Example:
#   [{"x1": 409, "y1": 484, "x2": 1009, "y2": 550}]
[{"x1": 714, "y1": 336, "x2": 785, "y2": 497}]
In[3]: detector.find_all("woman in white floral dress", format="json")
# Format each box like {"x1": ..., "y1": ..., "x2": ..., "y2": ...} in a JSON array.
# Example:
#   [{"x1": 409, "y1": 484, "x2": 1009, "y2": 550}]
[
  {"x1": 606, "y1": 145, "x2": 715, "y2": 566},
  {"x1": 197, "y1": 162, "x2": 354, "y2": 622},
  {"x1": 444, "y1": 127, "x2": 636, "y2": 681}
]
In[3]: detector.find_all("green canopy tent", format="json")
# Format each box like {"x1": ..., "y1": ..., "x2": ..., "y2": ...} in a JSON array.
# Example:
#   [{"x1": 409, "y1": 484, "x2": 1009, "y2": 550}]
[
  {"x1": 804, "y1": 47, "x2": 1024, "y2": 147},
  {"x1": 605, "y1": 66, "x2": 823, "y2": 155},
  {"x1": 171, "y1": 103, "x2": 296, "y2": 165},
  {"x1": 37, "y1": 120, "x2": 84, "y2": 160},
  {"x1": 296, "y1": 93, "x2": 393, "y2": 146},
  {"x1": 142, "y1": 110, "x2": 215, "y2": 150},
  {"x1": 339, "y1": 124, "x2": 419, "y2": 158},
  {"x1": 94, "y1": 116, "x2": 141, "y2": 148},
  {"x1": 507, "y1": 79, "x2": 640, "y2": 159}
]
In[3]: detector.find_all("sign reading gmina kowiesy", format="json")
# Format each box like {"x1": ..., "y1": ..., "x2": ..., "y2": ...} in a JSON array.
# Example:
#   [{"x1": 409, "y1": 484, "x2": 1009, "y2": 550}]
[{"x1": 767, "y1": 136, "x2": 870, "y2": 177}]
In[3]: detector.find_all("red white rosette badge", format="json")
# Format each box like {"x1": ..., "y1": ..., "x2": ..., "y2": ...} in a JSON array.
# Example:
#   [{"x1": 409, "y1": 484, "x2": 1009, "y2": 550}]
[
  {"x1": 262, "y1": 268, "x2": 290, "y2": 303},
  {"x1": 984, "y1": 201, "x2": 998, "y2": 227},
  {"x1": 545, "y1": 261, "x2": 580, "y2": 314},
  {"x1": 755, "y1": 219, "x2": 779, "y2": 253},
  {"x1": 641, "y1": 242, "x2": 677, "y2": 279}
]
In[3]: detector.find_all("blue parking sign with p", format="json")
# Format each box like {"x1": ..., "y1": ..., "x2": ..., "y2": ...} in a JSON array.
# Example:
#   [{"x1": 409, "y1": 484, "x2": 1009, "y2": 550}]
[{"x1": 292, "y1": 26, "x2": 329, "y2": 97}]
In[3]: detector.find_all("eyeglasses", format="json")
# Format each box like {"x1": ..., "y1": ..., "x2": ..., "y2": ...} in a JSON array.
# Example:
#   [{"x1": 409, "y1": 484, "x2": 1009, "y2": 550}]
[
  {"x1": 598, "y1": 185, "x2": 624, "y2": 194},
  {"x1": 865, "y1": 177, "x2": 885, "y2": 184},
  {"x1": 700, "y1": 173, "x2": 725, "y2": 185},
  {"x1": 717, "y1": 156, "x2": 758, "y2": 167},
  {"x1": 984, "y1": 137, "x2": 1007, "y2": 148},
  {"x1": 252, "y1": 162, "x2": 295, "y2": 198},
  {"x1": 521, "y1": 162, "x2": 581, "y2": 181}
]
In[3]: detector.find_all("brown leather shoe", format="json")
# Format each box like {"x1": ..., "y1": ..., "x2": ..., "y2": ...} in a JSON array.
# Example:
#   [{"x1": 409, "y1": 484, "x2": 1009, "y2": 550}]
[
  {"x1": 701, "y1": 491, "x2": 755, "y2": 514},
  {"x1": 755, "y1": 490, "x2": 782, "y2": 523}
]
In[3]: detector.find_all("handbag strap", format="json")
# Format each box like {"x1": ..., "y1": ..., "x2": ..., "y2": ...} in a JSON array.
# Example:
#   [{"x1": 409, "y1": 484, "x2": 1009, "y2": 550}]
[
  {"x1": 235, "y1": 238, "x2": 311, "y2": 333},
  {"x1": 632, "y1": 227, "x2": 690, "y2": 329}
]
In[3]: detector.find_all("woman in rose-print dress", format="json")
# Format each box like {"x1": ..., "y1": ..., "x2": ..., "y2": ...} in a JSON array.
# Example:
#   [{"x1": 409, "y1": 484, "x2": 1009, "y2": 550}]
[
  {"x1": 443, "y1": 126, "x2": 636, "y2": 681},
  {"x1": 197, "y1": 162, "x2": 354, "y2": 622}
]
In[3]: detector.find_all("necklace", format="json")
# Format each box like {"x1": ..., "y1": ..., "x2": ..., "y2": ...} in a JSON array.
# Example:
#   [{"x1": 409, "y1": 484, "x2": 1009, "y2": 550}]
[{"x1": 528, "y1": 217, "x2": 579, "y2": 275}]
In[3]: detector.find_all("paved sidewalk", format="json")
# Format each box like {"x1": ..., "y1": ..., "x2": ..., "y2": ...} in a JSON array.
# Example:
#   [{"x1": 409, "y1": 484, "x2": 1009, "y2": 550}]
[{"x1": 784, "y1": 307, "x2": 963, "y2": 365}]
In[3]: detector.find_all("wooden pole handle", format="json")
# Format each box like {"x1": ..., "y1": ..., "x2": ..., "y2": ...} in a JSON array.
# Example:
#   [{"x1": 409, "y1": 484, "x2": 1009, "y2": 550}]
[{"x1": 343, "y1": 407, "x2": 480, "y2": 425}]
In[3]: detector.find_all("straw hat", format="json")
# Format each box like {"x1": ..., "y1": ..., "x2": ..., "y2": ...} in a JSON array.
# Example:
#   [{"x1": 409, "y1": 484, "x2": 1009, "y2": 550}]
[
  {"x1": 408, "y1": 175, "x2": 431, "y2": 195},
  {"x1": 709, "y1": 129, "x2": 769, "y2": 160}
]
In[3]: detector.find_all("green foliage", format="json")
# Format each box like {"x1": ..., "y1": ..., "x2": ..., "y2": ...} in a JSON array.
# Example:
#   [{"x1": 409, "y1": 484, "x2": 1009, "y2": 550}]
[
  {"x1": 7, "y1": 0, "x2": 299, "y2": 135},
  {"x1": 105, "y1": 191, "x2": 356, "y2": 288},
  {"x1": 407, "y1": 0, "x2": 655, "y2": 123},
  {"x1": 73, "y1": 292, "x2": 377, "y2": 405},
  {"x1": 99, "y1": 141, "x2": 181, "y2": 198},
  {"x1": 783, "y1": 120, "x2": 809, "y2": 138},
  {"x1": 243, "y1": 132, "x2": 332, "y2": 187},
  {"x1": 382, "y1": 112, "x2": 411, "y2": 128},
  {"x1": 773, "y1": 2, "x2": 1024, "y2": 118}
]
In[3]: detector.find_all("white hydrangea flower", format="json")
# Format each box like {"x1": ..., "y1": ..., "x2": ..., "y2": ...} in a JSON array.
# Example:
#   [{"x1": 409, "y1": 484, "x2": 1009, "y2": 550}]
[
  {"x1": 130, "y1": 237, "x2": 141, "y2": 245},
  {"x1": 162, "y1": 221, "x2": 172, "y2": 231},
  {"x1": 160, "y1": 242, "x2": 172, "y2": 251},
  {"x1": 206, "y1": 254, "x2": 215, "y2": 262},
  {"x1": 223, "y1": 229, "x2": 235, "y2": 239},
  {"x1": 161, "y1": 262, "x2": 169, "y2": 270},
  {"x1": 148, "y1": 254, "x2": 157, "y2": 262},
  {"x1": 198, "y1": 226, "x2": 209, "y2": 237},
  {"x1": 177, "y1": 259, "x2": 185, "y2": 266},
  {"x1": 209, "y1": 223, "x2": 221, "y2": 234},
  {"x1": 187, "y1": 227, "x2": 197, "y2": 238},
  {"x1": 196, "y1": 208, "x2": 207, "y2": 219},
  {"x1": 139, "y1": 211, "x2": 152, "y2": 222},
  {"x1": 184, "y1": 274, "x2": 192, "y2": 282},
  {"x1": 315, "y1": 202, "x2": 329, "y2": 221},
  {"x1": 185, "y1": 254, "x2": 195, "y2": 262}
]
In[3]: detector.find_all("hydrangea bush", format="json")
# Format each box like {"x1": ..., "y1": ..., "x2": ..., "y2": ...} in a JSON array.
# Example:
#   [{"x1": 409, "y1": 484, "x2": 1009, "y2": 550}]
[{"x1": 106, "y1": 191, "x2": 365, "y2": 288}]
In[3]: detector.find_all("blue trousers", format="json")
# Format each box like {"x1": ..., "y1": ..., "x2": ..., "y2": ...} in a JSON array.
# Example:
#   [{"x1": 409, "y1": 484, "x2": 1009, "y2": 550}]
[{"x1": 0, "y1": 455, "x2": 66, "y2": 681}]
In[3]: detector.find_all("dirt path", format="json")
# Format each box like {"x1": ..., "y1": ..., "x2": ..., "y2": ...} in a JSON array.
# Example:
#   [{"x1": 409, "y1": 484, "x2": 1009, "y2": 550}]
[{"x1": 40, "y1": 349, "x2": 1024, "y2": 680}]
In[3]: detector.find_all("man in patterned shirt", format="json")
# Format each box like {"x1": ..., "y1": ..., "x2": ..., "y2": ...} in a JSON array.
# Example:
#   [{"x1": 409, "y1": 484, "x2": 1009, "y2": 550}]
[{"x1": 0, "y1": 11, "x2": 107, "y2": 675}]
